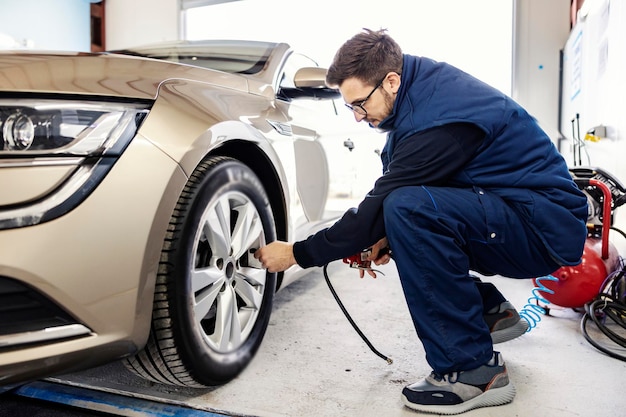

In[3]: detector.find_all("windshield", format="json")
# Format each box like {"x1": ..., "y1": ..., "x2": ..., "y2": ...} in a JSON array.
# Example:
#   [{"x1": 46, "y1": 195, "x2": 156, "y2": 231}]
[{"x1": 112, "y1": 40, "x2": 277, "y2": 75}]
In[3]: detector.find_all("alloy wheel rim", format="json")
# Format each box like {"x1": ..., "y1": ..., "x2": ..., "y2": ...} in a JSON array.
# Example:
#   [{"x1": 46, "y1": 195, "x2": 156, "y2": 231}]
[{"x1": 191, "y1": 191, "x2": 267, "y2": 353}]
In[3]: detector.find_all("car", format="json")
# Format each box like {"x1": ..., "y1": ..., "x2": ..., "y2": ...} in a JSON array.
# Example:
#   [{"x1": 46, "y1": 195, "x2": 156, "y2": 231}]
[{"x1": 0, "y1": 40, "x2": 385, "y2": 388}]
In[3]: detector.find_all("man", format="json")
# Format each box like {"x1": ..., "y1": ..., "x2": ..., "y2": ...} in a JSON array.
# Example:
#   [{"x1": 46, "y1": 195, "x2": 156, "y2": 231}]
[{"x1": 254, "y1": 28, "x2": 587, "y2": 414}]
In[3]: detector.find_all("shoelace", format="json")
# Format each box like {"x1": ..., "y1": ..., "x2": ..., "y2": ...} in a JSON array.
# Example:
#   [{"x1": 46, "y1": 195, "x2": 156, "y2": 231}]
[
  {"x1": 431, "y1": 371, "x2": 459, "y2": 383},
  {"x1": 430, "y1": 354, "x2": 499, "y2": 384}
]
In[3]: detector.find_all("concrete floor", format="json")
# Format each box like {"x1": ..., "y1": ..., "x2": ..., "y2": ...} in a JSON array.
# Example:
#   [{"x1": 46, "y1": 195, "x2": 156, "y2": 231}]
[{"x1": 53, "y1": 260, "x2": 626, "y2": 417}]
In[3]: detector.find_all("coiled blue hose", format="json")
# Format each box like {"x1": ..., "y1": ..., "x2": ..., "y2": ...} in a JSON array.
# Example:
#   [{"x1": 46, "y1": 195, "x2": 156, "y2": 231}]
[{"x1": 519, "y1": 274, "x2": 559, "y2": 331}]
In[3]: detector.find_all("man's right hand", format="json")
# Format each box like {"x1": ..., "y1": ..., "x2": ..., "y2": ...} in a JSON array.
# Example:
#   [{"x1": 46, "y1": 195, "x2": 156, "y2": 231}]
[{"x1": 253, "y1": 241, "x2": 296, "y2": 273}]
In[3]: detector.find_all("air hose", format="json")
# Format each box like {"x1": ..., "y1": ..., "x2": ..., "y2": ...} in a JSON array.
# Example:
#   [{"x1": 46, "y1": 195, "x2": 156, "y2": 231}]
[
  {"x1": 580, "y1": 251, "x2": 626, "y2": 362},
  {"x1": 323, "y1": 263, "x2": 393, "y2": 364}
]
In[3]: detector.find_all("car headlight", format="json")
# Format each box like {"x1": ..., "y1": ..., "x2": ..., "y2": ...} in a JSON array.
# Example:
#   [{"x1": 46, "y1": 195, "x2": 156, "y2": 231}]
[
  {"x1": 0, "y1": 98, "x2": 150, "y2": 230},
  {"x1": 0, "y1": 99, "x2": 150, "y2": 156}
]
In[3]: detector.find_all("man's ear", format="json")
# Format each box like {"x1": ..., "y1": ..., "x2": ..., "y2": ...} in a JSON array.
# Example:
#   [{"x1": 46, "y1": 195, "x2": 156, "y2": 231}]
[{"x1": 386, "y1": 72, "x2": 401, "y2": 94}]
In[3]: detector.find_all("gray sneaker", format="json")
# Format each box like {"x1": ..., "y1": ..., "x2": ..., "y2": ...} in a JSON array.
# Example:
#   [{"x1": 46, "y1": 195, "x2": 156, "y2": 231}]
[
  {"x1": 484, "y1": 301, "x2": 529, "y2": 344},
  {"x1": 402, "y1": 352, "x2": 515, "y2": 415}
]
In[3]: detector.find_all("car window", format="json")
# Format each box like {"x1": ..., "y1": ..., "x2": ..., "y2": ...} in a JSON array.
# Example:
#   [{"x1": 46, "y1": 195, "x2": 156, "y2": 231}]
[{"x1": 112, "y1": 41, "x2": 276, "y2": 75}]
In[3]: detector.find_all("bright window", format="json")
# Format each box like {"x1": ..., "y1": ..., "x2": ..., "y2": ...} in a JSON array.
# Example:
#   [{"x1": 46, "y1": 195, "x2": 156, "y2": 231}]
[{"x1": 183, "y1": 0, "x2": 513, "y2": 95}]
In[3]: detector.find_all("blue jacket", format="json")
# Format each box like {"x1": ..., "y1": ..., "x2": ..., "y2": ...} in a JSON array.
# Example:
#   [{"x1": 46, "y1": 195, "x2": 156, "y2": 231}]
[{"x1": 293, "y1": 54, "x2": 587, "y2": 268}]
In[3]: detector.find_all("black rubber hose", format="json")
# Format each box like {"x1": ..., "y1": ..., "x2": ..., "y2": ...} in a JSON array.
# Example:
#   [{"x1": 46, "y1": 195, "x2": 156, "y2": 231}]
[
  {"x1": 580, "y1": 304, "x2": 626, "y2": 362},
  {"x1": 323, "y1": 264, "x2": 393, "y2": 364},
  {"x1": 580, "y1": 270, "x2": 626, "y2": 362}
]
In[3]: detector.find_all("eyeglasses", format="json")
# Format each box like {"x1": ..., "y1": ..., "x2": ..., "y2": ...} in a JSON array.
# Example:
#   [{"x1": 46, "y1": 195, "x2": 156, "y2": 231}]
[{"x1": 345, "y1": 78, "x2": 385, "y2": 116}]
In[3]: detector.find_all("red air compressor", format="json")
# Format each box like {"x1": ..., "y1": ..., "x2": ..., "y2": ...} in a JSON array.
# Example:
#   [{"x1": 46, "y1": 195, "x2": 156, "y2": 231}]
[{"x1": 532, "y1": 167, "x2": 626, "y2": 308}]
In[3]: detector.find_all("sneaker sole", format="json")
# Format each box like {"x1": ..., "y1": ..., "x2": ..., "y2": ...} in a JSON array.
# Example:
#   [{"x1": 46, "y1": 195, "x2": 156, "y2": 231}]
[
  {"x1": 491, "y1": 319, "x2": 529, "y2": 344},
  {"x1": 402, "y1": 381, "x2": 516, "y2": 415}
]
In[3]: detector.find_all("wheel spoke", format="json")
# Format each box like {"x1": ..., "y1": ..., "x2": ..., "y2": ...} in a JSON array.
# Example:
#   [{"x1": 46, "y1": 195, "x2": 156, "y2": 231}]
[
  {"x1": 191, "y1": 266, "x2": 223, "y2": 294},
  {"x1": 193, "y1": 271, "x2": 224, "y2": 320},
  {"x1": 237, "y1": 266, "x2": 266, "y2": 287},
  {"x1": 204, "y1": 195, "x2": 232, "y2": 258},
  {"x1": 233, "y1": 272, "x2": 263, "y2": 310},
  {"x1": 213, "y1": 286, "x2": 242, "y2": 350},
  {"x1": 231, "y1": 201, "x2": 263, "y2": 259}
]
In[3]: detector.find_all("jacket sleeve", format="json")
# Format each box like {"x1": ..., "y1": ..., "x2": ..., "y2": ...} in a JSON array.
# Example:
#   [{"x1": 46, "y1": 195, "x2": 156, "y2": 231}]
[{"x1": 292, "y1": 122, "x2": 485, "y2": 268}]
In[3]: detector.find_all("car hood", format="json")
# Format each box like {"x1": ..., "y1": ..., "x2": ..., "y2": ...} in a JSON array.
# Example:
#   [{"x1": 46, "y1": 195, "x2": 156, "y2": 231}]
[{"x1": 0, "y1": 51, "x2": 252, "y2": 99}]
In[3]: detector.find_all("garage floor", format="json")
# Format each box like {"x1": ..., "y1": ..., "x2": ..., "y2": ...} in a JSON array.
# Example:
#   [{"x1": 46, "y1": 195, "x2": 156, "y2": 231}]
[{"x1": 50, "y1": 260, "x2": 625, "y2": 417}]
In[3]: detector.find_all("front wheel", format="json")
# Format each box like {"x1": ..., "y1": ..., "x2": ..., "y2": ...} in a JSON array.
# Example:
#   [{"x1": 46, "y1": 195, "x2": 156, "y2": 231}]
[{"x1": 124, "y1": 156, "x2": 277, "y2": 387}]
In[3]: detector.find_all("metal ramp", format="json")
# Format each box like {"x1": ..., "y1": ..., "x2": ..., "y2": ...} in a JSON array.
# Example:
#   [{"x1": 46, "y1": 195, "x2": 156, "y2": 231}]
[{"x1": 9, "y1": 361, "x2": 249, "y2": 417}]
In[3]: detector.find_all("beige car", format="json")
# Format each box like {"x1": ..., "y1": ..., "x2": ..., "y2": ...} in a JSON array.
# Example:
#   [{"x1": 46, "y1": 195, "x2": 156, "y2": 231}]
[{"x1": 0, "y1": 40, "x2": 384, "y2": 388}]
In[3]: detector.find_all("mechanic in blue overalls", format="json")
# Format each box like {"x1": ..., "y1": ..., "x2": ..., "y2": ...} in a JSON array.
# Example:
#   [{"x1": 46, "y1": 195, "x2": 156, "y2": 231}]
[{"x1": 255, "y1": 28, "x2": 587, "y2": 415}]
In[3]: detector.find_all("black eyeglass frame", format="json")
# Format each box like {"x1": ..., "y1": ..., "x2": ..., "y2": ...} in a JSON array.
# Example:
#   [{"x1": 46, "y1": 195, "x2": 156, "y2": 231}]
[{"x1": 344, "y1": 77, "x2": 385, "y2": 116}]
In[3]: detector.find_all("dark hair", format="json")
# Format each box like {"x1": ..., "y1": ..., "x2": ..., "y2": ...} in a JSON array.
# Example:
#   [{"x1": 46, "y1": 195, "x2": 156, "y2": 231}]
[{"x1": 326, "y1": 28, "x2": 403, "y2": 87}]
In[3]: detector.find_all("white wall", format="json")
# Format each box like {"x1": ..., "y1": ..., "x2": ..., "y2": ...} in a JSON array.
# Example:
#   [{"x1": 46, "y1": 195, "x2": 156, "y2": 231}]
[
  {"x1": 560, "y1": 0, "x2": 626, "y2": 163},
  {"x1": 105, "y1": 0, "x2": 180, "y2": 49},
  {"x1": 512, "y1": 0, "x2": 571, "y2": 141},
  {"x1": 0, "y1": 0, "x2": 90, "y2": 51}
]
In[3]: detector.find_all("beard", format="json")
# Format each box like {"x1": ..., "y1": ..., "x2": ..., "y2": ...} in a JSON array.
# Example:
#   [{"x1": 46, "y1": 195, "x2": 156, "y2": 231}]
[{"x1": 369, "y1": 88, "x2": 396, "y2": 131}]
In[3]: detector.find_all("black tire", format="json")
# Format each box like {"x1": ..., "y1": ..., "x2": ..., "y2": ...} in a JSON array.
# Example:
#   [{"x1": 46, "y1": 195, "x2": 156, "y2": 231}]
[{"x1": 124, "y1": 156, "x2": 277, "y2": 387}]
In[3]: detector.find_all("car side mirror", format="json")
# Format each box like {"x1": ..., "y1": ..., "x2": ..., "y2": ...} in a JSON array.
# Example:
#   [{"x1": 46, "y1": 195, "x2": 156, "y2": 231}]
[{"x1": 279, "y1": 67, "x2": 341, "y2": 100}]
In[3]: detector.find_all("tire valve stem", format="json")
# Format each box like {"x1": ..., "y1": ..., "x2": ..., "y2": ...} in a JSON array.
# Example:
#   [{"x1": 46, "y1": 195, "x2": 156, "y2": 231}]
[{"x1": 248, "y1": 248, "x2": 263, "y2": 268}]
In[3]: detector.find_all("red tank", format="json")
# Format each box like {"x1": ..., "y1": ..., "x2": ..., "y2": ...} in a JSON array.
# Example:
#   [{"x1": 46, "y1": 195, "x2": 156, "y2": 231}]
[{"x1": 532, "y1": 238, "x2": 620, "y2": 308}]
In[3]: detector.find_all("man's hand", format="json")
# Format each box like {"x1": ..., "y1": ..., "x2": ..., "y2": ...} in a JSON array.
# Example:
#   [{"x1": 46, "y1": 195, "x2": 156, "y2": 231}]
[
  {"x1": 253, "y1": 241, "x2": 296, "y2": 272},
  {"x1": 368, "y1": 237, "x2": 392, "y2": 265},
  {"x1": 359, "y1": 237, "x2": 392, "y2": 278}
]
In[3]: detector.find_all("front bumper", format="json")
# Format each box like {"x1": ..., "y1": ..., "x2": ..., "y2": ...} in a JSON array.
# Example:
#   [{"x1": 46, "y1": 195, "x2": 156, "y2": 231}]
[{"x1": 0, "y1": 134, "x2": 187, "y2": 385}]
